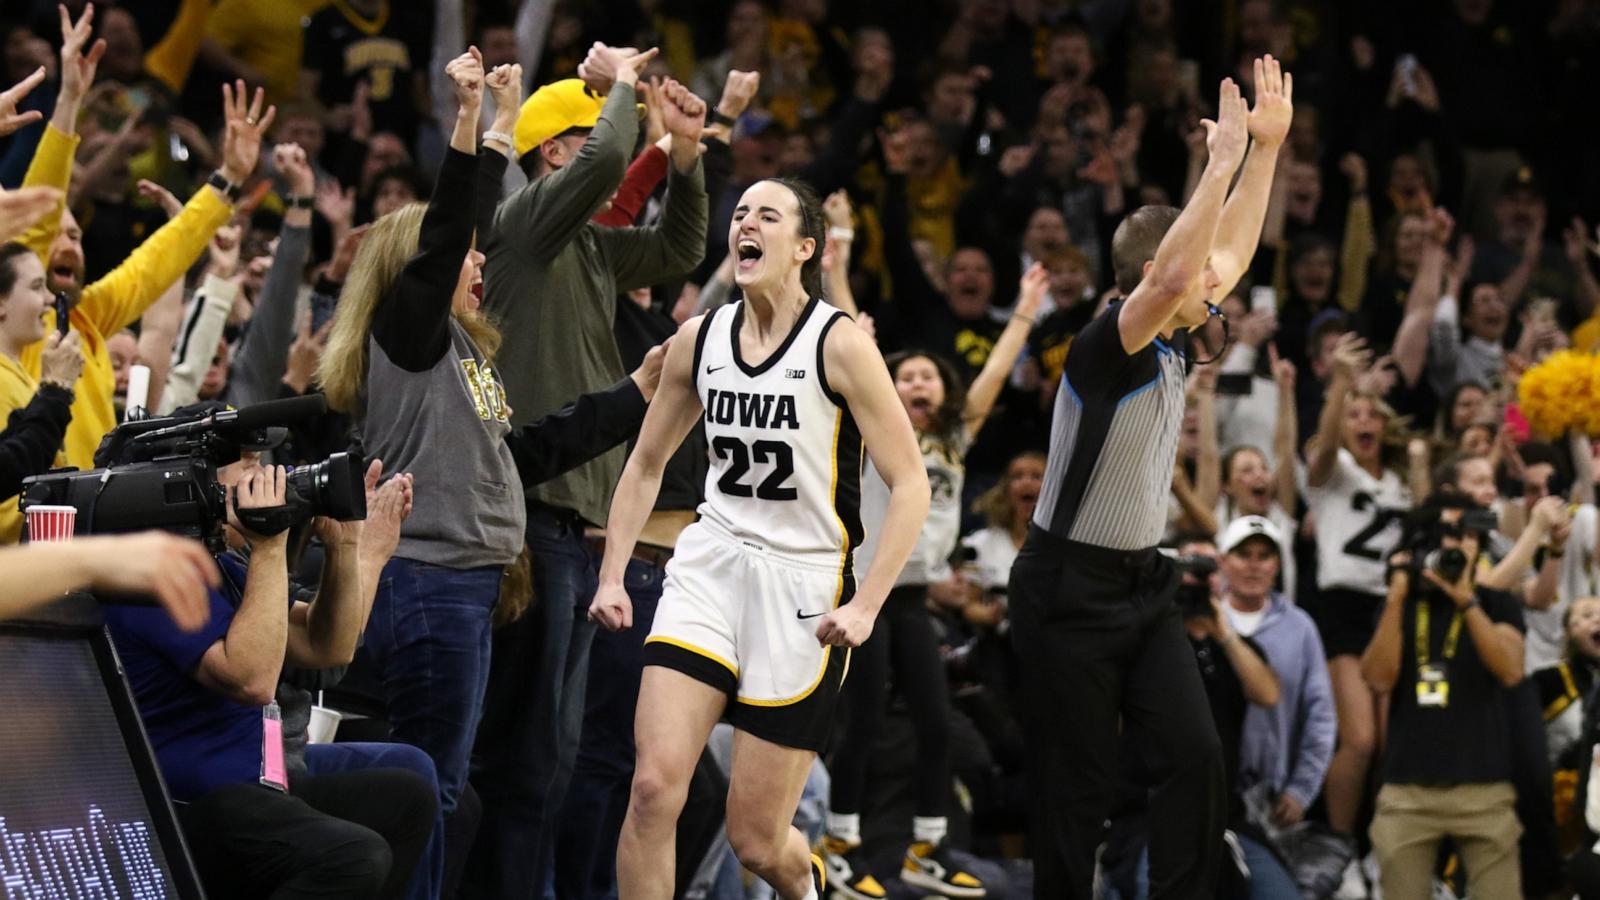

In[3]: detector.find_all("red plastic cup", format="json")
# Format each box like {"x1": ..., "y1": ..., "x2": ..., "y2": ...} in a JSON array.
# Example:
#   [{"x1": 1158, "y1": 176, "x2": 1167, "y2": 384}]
[{"x1": 26, "y1": 505, "x2": 76, "y2": 542}]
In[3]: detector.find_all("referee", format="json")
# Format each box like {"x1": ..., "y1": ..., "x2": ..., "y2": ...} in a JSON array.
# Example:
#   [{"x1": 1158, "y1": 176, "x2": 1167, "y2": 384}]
[{"x1": 1008, "y1": 59, "x2": 1292, "y2": 900}]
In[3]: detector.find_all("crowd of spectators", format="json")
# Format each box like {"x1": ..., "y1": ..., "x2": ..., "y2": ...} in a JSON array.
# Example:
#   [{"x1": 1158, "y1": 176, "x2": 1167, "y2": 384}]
[{"x1": 2, "y1": 0, "x2": 1600, "y2": 898}]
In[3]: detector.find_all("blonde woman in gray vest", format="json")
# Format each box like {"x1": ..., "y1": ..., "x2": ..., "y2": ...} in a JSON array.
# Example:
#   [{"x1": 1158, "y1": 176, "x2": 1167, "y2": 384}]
[{"x1": 315, "y1": 47, "x2": 662, "y2": 877}]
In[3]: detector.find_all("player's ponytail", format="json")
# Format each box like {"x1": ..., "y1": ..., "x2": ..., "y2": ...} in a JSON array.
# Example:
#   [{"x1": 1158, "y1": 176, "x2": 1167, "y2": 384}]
[{"x1": 769, "y1": 177, "x2": 827, "y2": 302}]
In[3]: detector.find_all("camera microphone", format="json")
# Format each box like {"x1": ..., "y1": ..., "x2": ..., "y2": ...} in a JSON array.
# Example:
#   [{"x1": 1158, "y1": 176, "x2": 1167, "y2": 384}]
[{"x1": 222, "y1": 394, "x2": 328, "y2": 432}]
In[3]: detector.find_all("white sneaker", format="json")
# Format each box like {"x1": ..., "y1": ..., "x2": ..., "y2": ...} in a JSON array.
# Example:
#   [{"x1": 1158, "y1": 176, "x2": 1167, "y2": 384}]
[{"x1": 1333, "y1": 857, "x2": 1368, "y2": 900}]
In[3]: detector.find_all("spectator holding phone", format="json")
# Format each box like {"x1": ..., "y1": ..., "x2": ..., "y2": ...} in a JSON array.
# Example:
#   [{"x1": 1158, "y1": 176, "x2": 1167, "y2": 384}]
[{"x1": 0, "y1": 241, "x2": 82, "y2": 541}]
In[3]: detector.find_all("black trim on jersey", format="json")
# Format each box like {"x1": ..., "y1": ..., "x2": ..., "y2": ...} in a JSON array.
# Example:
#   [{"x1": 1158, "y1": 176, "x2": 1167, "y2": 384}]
[
  {"x1": 815, "y1": 309, "x2": 849, "y2": 408},
  {"x1": 1040, "y1": 304, "x2": 1169, "y2": 538},
  {"x1": 832, "y1": 408, "x2": 865, "y2": 558},
  {"x1": 730, "y1": 295, "x2": 821, "y2": 377},
  {"x1": 726, "y1": 646, "x2": 849, "y2": 752},
  {"x1": 643, "y1": 641, "x2": 738, "y2": 696},
  {"x1": 691, "y1": 305, "x2": 718, "y2": 394}
]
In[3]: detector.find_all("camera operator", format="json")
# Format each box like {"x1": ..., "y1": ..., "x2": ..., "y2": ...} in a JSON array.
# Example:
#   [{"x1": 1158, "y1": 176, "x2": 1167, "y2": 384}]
[
  {"x1": 1360, "y1": 496, "x2": 1527, "y2": 900},
  {"x1": 102, "y1": 458, "x2": 436, "y2": 899}
]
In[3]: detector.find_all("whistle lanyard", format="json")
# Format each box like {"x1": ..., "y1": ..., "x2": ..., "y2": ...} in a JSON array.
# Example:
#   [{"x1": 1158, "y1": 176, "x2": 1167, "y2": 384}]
[{"x1": 1415, "y1": 599, "x2": 1464, "y2": 667}]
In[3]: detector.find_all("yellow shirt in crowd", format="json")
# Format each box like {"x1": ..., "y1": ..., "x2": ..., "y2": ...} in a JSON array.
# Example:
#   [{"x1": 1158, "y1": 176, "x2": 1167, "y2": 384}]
[
  {"x1": 18, "y1": 125, "x2": 233, "y2": 473},
  {"x1": 205, "y1": 0, "x2": 332, "y2": 105}
]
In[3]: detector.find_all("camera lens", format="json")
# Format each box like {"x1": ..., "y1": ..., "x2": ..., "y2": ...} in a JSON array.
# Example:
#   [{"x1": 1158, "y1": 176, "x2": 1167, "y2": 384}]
[
  {"x1": 1424, "y1": 547, "x2": 1467, "y2": 582},
  {"x1": 284, "y1": 452, "x2": 367, "y2": 522}
]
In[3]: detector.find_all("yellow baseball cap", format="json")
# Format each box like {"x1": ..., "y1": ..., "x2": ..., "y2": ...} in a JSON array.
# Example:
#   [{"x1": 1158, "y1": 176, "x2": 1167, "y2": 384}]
[{"x1": 514, "y1": 79, "x2": 608, "y2": 156}]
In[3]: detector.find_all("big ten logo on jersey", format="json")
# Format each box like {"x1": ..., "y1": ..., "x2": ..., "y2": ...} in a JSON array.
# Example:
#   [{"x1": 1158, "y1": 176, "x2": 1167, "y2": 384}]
[
  {"x1": 344, "y1": 39, "x2": 410, "y2": 101},
  {"x1": 461, "y1": 359, "x2": 510, "y2": 423},
  {"x1": 705, "y1": 388, "x2": 800, "y2": 430}
]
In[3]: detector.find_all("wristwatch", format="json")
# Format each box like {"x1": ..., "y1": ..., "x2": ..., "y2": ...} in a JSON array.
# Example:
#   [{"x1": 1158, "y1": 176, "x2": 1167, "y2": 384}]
[
  {"x1": 206, "y1": 170, "x2": 242, "y2": 203},
  {"x1": 286, "y1": 195, "x2": 315, "y2": 211},
  {"x1": 709, "y1": 110, "x2": 737, "y2": 129}
]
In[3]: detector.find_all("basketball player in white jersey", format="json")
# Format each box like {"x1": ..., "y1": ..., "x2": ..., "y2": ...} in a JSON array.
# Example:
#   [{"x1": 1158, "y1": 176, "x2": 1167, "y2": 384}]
[{"x1": 589, "y1": 176, "x2": 931, "y2": 900}]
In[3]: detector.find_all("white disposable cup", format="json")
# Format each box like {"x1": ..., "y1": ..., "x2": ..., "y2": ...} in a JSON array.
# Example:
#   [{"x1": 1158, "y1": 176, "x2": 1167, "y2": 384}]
[
  {"x1": 26, "y1": 505, "x2": 76, "y2": 542},
  {"x1": 307, "y1": 706, "x2": 342, "y2": 744}
]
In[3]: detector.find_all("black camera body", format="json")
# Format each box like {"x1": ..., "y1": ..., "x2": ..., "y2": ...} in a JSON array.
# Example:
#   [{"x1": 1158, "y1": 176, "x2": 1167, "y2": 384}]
[
  {"x1": 1174, "y1": 553, "x2": 1218, "y2": 617},
  {"x1": 1399, "y1": 504, "x2": 1498, "y2": 587},
  {"x1": 20, "y1": 396, "x2": 364, "y2": 552}
]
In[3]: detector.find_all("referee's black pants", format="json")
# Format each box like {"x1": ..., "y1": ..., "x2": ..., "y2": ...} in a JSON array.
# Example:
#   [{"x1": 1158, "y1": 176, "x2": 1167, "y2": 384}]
[{"x1": 1008, "y1": 526, "x2": 1225, "y2": 900}]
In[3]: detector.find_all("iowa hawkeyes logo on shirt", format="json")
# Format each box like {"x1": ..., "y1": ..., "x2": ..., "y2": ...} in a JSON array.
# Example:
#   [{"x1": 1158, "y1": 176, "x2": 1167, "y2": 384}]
[{"x1": 461, "y1": 359, "x2": 510, "y2": 423}]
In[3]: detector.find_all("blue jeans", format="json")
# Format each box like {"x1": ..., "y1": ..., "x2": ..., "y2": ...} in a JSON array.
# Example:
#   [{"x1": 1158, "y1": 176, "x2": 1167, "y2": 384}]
[
  {"x1": 469, "y1": 505, "x2": 598, "y2": 900},
  {"x1": 361, "y1": 557, "x2": 501, "y2": 816},
  {"x1": 1238, "y1": 833, "x2": 1299, "y2": 900},
  {"x1": 553, "y1": 554, "x2": 666, "y2": 900},
  {"x1": 306, "y1": 742, "x2": 443, "y2": 900}
]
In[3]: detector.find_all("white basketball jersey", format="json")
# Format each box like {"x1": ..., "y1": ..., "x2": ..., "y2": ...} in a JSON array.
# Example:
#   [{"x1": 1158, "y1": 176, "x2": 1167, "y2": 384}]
[{"x1": 693, "y1": 298, "x2": 864, "y2": 565}]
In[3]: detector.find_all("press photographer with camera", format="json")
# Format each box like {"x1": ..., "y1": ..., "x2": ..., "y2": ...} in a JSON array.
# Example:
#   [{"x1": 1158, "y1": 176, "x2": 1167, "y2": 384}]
[
  {"x1": 1360, "y1": 496, "x2": 1527, "y2": 900},
  {"x1": 100, "y1": 452, "x2": 436, "y2": 900}
]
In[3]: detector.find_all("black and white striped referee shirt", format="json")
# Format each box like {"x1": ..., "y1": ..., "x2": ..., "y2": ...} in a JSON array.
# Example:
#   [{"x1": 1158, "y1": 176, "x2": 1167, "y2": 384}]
[{"x1": 1033, "y1": 304, "x2": 1188, "y2": 550}]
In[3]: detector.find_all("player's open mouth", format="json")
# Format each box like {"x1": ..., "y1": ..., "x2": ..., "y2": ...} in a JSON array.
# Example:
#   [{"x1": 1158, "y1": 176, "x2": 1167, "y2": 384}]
[{"x1": 736, "y1": 240, "x2": 762, "y2": 273}]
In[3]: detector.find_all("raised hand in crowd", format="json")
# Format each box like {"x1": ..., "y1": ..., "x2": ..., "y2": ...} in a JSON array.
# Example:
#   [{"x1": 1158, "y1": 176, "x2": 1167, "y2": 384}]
[
  {"x1": 326, "y1": 223, "x2": 370, "y2": 284},
  {"x1": 483, "y1": 61, "x2": 524, "y2": 159},
  {"x1": 1340, "y1": 152, "x2": 1368, "y2": 194},
  {"x1": 1355, "y1": 353, "x2": 1397, "y2": 397},
  {"x1": 630, "y1": 338, "x2": 671, "y2": 402},
  {"x1": 205, "y1": 223, "x2": 242, "y2": 280},
  {"x1": 577, "y1": 43, "x2": 658, "y2": 95},
  {"x1": 218, "y1": 80, "x2": 277, "y2": 187},
  {"x1": 1235, "y1": 307, "x2": 1278, "y2": 349},
  {"x1": 283, "y1": 311, "x2": 331, "y2": 395},
  {"x1": 39, "y1": 329, "x2": 84, "y2": 389},
  {"x1": 0, "y1": 66, "x2": 46, "y2": 137},
  {"x1": 274, "y1": 143, "x2": 316, "y2": 200},
  {"x1": 136, "y1": 178, "x2": 183, "y2": 219},
  {"x1": 445, "y1": 46, "x2": 485, "y2": 114},
  {"x1": 640, "y1": 77, "x2": 667, "y2": 145},
  {"x1": 717, "y1": 69, "x2": 761, "y2": 123},
  {"x1": 49, "y1": 2, "x2": 106, "y2": 137},
  {"x1": 315, "y1": 180, "x2": 356, "y2": 244},
  {"x1": 0, "y1": 186, "x2": 63, "y2": 243},
  {"x1": 659, "y1": 79, "x2": 706, "y2": 171},
  {"x1": 1328, "y1": 332, "x2": 1371, "y2": 386}
]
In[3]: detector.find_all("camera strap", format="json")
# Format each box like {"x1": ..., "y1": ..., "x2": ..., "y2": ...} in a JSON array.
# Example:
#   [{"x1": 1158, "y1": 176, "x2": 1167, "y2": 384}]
[{"x1": 1414, "y1": 599, "x2": 1464, "y2": 666}]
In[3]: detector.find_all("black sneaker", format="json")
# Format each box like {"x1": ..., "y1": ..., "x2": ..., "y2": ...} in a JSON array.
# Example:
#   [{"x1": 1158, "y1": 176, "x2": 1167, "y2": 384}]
[
  {"x1": 819, "y1": 836, "x2": 887, "y2": 900},
  {"x1": 901, "y1": 841, "x2": 985, "y2": 898}
]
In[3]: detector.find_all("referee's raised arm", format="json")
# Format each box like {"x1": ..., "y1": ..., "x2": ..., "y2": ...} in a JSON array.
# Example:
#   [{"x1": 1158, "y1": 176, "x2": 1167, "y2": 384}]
[{"x1": 1116, "y1": 77, "x2": 1250, "y2": 354}]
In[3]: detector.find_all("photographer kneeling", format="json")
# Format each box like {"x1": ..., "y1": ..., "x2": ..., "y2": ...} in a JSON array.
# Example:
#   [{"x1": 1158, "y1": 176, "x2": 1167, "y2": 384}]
[
  {"x1": 103, "y1": 458, "x2": 435, "y2": 900},
  {"x1": 1361, "y1": 496, "x2": 1526, "y2": 900}
]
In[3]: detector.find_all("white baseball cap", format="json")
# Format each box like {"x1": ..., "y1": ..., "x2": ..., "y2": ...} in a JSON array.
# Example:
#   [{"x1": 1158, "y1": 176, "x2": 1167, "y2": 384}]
[{"x1": 1219, "y1": 516, "x2": 1285, "y2": 555}]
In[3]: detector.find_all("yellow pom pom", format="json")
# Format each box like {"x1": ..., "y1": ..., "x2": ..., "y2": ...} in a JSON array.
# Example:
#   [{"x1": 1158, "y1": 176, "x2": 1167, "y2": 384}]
[{"x1": 1518, "y1": 350, "x2": 1600, "y2": 438}]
